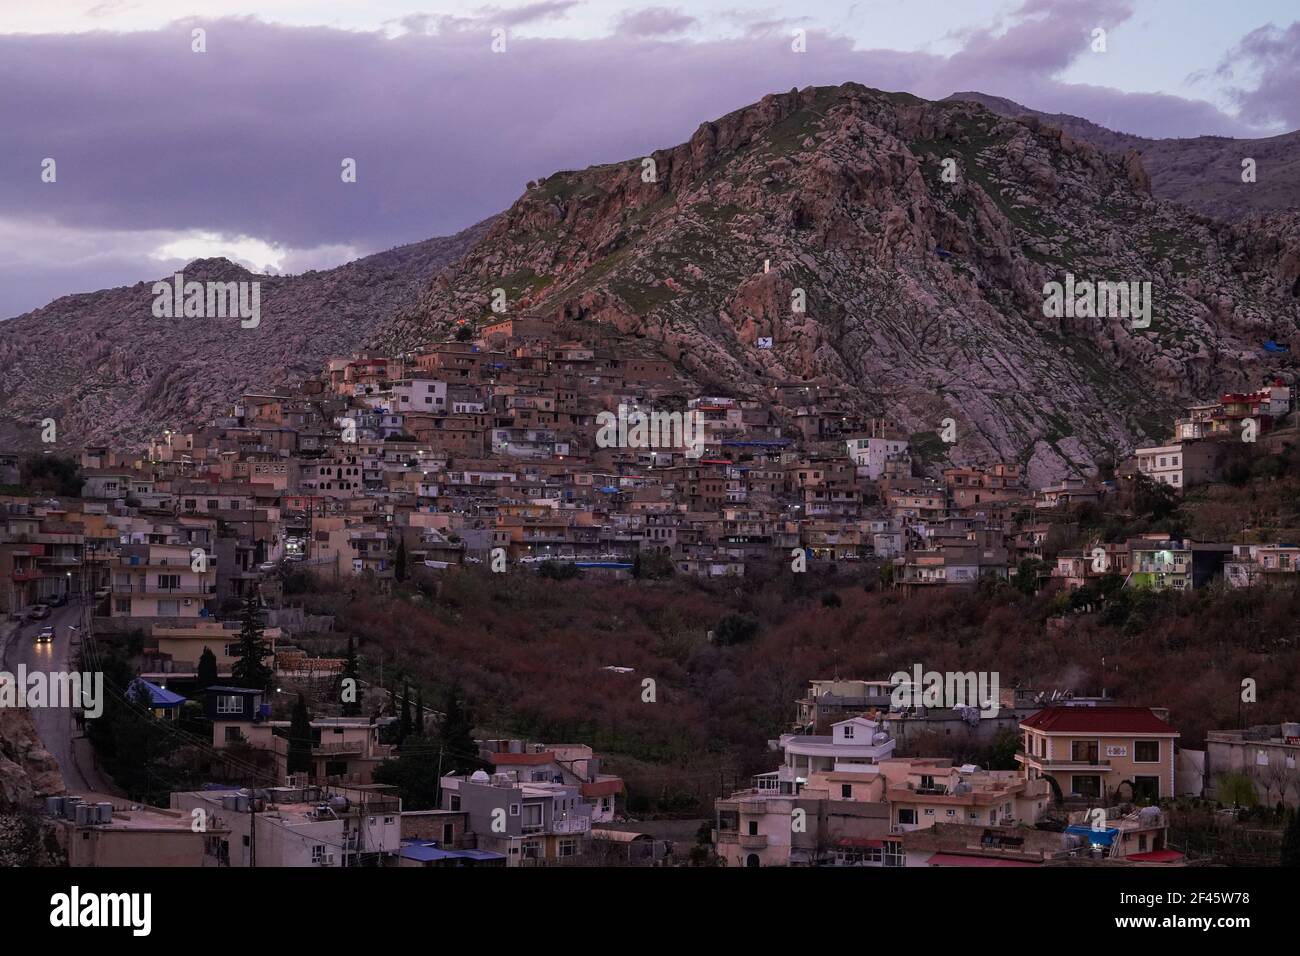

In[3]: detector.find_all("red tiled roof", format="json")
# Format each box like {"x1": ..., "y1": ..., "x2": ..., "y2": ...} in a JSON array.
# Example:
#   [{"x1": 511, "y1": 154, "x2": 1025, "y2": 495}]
[
  {"x1": 486, "y1": 751, "x2": 554, "y2": 766},
  {"x1": 580, "y1": 779, "x2": 624, "y2": 798},
  {"x1": 1021, "y1": 706, "x2": 1178, "y2": 735},
  {"x1": 1126, "y1": 849, "x2": 1184, "y2": 863}
]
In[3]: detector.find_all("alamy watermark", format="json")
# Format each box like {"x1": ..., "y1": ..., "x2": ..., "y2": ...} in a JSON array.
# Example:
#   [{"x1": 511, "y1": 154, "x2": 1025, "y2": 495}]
[
  {"x1": 890, "y1": 664, "x2": 1000, "y2": 718},
  {"x1": 152, "y1": 271, "x2": 261, "y2": 328},
  {"x1": 0, "y1": 666, "x2": 103, "y2": 718},
  {"x1": 1042, "y1": 273, "x2": 1150, "y2": 329},
  {"x1": 595, "y1": 403, "x2": 704, "y2": 457}
]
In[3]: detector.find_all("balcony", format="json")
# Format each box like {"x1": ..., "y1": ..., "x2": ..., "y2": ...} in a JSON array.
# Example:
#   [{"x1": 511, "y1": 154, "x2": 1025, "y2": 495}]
[
  {"x1": 113, "y1": 583, "x2": 217, "y2": 595},
  {"x1": 1016, "y1": 751, "x2": 1111, "y2": 771},
  {"x1": 738, "y1": 833, "x2": 768, "y2": 849},
  {"x1": 551, "y1": 816, "x2": 591, "y2": 835},
  {"x1": 313, "y1": 740, "x2": 367, "y2": 756}
]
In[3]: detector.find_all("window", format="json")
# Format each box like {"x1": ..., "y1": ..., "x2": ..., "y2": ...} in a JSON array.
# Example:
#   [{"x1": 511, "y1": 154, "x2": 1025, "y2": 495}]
[
  {"x1": 312, "y1": 845, "x2": 326, "y2": 864},
  {"x1": 558, "y1": 838, "x2": 578, "y2": 858},
  {"x1": 520, "y1": 840, "x2": 541, "y2": 860},
  {"x1": 449, "y1": 795, "x2": 460, "y2": 811},
  {"x1": 1071, "y1": 740, "x2": 1100, "y2": 764},
  {"x1": 509, "y1": 803, "x2": 520, "y2": 817},
  {"x1": 224, "y1": 726, "x2": 243, "y2": 743},
  {"x1": 842, "y1": 725, "x2": 855, "y2": 739},
  {"x1": 1134, "y1": 740, "x2": 1160, "y2": 763},
  {"x1": 1072, "y1": 775, "x2": 1102, "y2": 799},
  {"x1": 924, "y1": 808, "x2": 935, "y2": 816},
  {"x1": 841, "y1": 784, "x2": 852, "y2": 799},
  {"x1": 884, "y1": 841, "x2": 904, "y2": 867},
  {"x1": 216, "y1": 695, "x2": 242, "y2": 715},
  {"x1": 898, "y1": 808, "x2": 917, "y2": 825}
]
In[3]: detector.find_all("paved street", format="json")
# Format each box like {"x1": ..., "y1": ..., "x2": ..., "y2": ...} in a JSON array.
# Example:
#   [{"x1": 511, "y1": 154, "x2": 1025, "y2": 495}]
[{"x1": 1, "y1": 598, "x2": 115, "y2": 794}]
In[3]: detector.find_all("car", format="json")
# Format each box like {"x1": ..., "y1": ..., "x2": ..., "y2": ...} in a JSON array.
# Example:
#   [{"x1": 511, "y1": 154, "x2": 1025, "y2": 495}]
[
  {"x1": 26, "y1": 604, "x2": 51, "y2": 621},
  {"x1": 35, "y1": 626, "x2": 55, "y2": 644},
  {"x1": 49, "y1": 592, "x2": 68, "y2": 606}
]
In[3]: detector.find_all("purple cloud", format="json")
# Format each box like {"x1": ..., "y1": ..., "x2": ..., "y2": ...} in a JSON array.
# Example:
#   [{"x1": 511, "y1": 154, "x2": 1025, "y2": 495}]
[
  {"x1": 0, "y1": 1, "x2": 1283, "y2": 318},
  {"x1": 615, "y1": 7, "x2": 698, "y2": 38},
  {"x1": 1219, "y1": 22, "x2": 1300, "y2": 128}
]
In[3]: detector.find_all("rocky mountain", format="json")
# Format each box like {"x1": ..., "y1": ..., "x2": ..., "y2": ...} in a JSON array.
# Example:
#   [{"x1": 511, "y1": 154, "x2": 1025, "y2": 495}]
[
  {"x1": 0, "y1": 708, "x2": 63, "y2": 807},
  {"x1": 946, "y1": 92, "x2": 1300, "y2": 223},
  {"x1": 0, "y1": 220, "x2": 492, "y2": 451},
  {"x1": 377, "y1": 83, "x2": 1300, "y2": 484}
]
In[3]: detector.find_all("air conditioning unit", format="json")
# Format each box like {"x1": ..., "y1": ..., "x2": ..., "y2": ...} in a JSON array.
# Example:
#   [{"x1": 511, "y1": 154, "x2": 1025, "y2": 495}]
[
  {"x1": 318, "y1": 854, "x2": 335, "y2": 866},
  {"x1": 183, "y1": 599, "x2": 192, "y2": 606}
]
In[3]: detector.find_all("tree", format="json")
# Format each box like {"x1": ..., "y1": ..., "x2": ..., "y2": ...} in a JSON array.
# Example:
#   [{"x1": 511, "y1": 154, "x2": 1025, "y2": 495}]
[
  {"x1": 340, "y1": 636, "x2": 362, "y2": 717},
  {"x1": 988, "y1": 728, "x2": 1021, "y2": 770},
  {"x1": 230, "y1": 591, "x2": 274, "y2": 691},
  {"x1": 395, "y1": 538, "x2": 408, "y2": 583},
  {"x1": 415, "y1": 689, "x2": 425, "y2": 737},
  {"x1": 1216, "y1": 772, "x2": 1258, "y2": 808},
  {"x1": 440, "y1": 686, "x2": 485, "y2": 775},
  {"x1": 196, "y1": 646, "x2": 218, "y2": 691},
  {"x1": 714, "y1": 613, "x2": 759, "y2": 647},
  {"x1": 372, "y1": 735, "x2": 443, "y2": 810},
  {"x1": 19, "y1": 455, "x2": 84, "y2": 497},
  {"x1": 1282, "y1": 810, "x2": 1300, "y2": 867},
  {"x1": 287, "y1": 694, "x2": 312, "y2": 776},
  {"x1": 399, "y1": 681, "x2": 413, "y2": 743},
  {"x1": 1014, "y1": 558, "x2": 1048, "y2": 596}
]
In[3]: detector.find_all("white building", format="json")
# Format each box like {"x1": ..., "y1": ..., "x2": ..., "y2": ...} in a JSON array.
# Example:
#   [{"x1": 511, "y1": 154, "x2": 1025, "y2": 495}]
[{"x1": 847, "y1": 436, "x2": 911, "y2": 480}]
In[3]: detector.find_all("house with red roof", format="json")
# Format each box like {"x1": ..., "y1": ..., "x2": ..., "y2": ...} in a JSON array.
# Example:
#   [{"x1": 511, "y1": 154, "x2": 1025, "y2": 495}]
[{"x1": 1016, "y1": 706, "x2": 1179, "y2": 804}]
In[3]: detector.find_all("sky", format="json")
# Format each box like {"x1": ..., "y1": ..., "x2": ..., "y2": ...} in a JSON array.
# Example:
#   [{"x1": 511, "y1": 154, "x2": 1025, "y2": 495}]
[{"x1": 1, "y1": 0, "x2": 1297, "y2": 318}]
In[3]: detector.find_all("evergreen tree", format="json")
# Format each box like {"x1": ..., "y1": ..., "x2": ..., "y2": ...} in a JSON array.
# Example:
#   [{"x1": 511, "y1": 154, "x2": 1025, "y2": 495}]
[
  {"x1": 399, "y1": 681, "x2": 413, "y2": 743},
  {"x1": 340, "y1": 636, "x2": 362, "y2": 717},
  {"x1": 372, "y1": 735, "x2": 442, "y2": 810},
  {"x1": 395, "y1": 538, "x2": 408, "y2": 582},
  {"x1": 440, "y1": 685, "x2": 484, "y2": 774},
  {"x1": 196, "y1": 646, "x2": 218, "y2": 691},
  {"x1": 415, "y1": 688, "x2": 425, "y2": 737},
  {"x1": 287, "y1": 694, "x2": 313, "y2": 776},
  {"x1": 230, "y1": 591, "x2": 274, "y2": 691}
]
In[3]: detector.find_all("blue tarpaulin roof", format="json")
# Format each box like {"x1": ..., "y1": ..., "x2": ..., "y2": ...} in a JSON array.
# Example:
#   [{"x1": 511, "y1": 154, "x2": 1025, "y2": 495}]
[
  {"x1": 1066, "y1": 825, "x2": 1118, "y2": 846},
  {"x1": 127, "y1": 678, "x2": 186, "y2": 708},
  {"x1": 399, "y1": 841, "x2": 506, "y2": 863}
]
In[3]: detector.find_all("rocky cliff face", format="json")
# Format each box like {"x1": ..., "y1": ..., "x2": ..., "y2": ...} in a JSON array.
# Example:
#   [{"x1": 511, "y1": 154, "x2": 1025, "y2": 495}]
[
  {"x1": 947, "y1": 91, "x2": 1300, "y2": 224},
  {"x1": 0, "y1": 220, "x2": 492, "y2": 451},
  {"x1": 0, "y1": 708, "x2": 64, "y2": 807},
  {"x1": 379, "y1": 84, "x2": 1300, "y2": 483}
]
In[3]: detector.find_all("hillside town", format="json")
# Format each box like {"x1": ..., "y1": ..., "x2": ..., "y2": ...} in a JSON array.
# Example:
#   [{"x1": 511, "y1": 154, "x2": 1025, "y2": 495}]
[{"x1": 1, "y1": 317, "x2": 1298, "y2": 868}]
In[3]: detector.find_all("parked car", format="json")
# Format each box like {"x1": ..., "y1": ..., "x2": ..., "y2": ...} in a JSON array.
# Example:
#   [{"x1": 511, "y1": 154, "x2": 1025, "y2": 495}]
[
  {"x1": 35, "y1": 626, "x2": 55, "y2": 644},
  {"x1": 26, "y1": 604, "x2": 51, "y2": 621},
  {"x1": 49, "y1": 592, "x2": 68, "y2": 607}
]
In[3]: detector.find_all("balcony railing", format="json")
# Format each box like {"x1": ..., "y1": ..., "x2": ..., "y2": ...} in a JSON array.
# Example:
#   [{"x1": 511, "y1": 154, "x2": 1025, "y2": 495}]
[
  {"x1": 551, "y1": 816, "x2": 591, "y2": 834},
  {"x1": 112, "y1": 583, "x2": 217, "y2": 595}
]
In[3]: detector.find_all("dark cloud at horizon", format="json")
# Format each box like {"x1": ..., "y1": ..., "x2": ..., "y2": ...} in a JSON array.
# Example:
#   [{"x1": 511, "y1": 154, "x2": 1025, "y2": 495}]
[{"x1": 0, "y1": 3, "x2": 1294, "y2": 318}]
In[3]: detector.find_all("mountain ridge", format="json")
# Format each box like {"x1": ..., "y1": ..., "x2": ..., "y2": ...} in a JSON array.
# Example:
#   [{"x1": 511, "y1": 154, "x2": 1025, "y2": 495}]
[
  {"x1": 0, "y1": 220, "x2": 492, "y2": 451},
  {"x1": 377, "y1": 82, "x2": 1300, "y2": 483}
]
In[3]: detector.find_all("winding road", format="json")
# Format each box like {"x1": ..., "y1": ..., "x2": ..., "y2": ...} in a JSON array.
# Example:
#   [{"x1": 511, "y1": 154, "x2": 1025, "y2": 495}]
[{"x1": 1, "y1": 598, "x2": 115, "y2": 794}]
